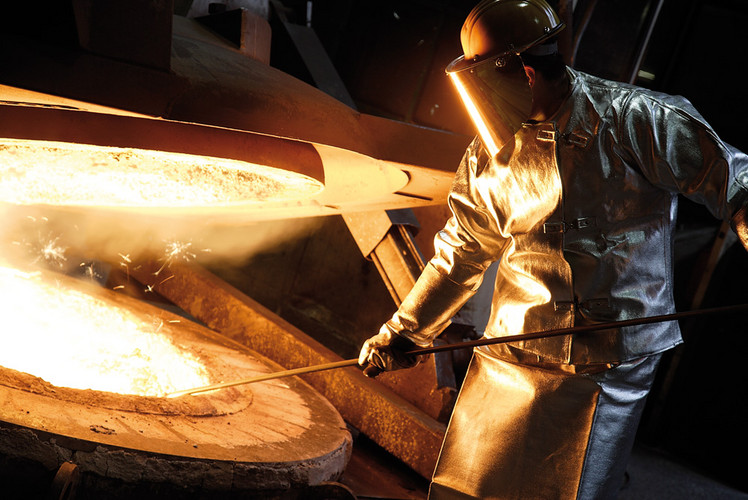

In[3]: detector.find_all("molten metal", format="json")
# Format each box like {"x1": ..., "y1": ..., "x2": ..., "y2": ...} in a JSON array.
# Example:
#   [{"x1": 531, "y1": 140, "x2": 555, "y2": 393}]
[
  {"x1": 0, "y1": 264, "x2": 212, "y2": 397},
  {"x1": 0, "y1": 139, "x2": 323, "y2": 208}
]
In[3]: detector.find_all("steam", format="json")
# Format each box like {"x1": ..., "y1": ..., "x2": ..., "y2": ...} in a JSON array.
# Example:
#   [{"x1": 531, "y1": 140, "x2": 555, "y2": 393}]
[{"x1": 0, "y1": 203, "x2": 324, "y2": 289}]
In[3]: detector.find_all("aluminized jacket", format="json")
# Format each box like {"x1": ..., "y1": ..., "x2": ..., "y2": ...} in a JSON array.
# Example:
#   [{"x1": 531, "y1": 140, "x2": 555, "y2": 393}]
[{"x1": 387, "y1": 68, "x2": 748, "y2": 366}]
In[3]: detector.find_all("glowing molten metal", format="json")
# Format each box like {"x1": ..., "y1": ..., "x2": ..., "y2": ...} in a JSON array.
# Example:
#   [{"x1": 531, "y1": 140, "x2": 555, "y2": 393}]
[
  {"x1": 0, "y1": 139, "x2": 323, "y2": 208},
  {"x1": 0, "y1": 265, "x2": 212, "y2": 397}
]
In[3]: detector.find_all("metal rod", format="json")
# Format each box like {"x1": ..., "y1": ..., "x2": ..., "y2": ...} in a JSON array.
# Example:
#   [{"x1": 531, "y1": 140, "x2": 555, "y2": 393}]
[
  {"x1": 167, "y1": 303, "x2": 748, "y2": 397},
  {"x1": 625, "y1": 0, "x2": 665, "y2": 84},
  {"x1": 167, "y1": 359, "x2": 359, "y2": 398},
  {"x1": 413, "y1": 302, "x2": 748, "y2": 356}
]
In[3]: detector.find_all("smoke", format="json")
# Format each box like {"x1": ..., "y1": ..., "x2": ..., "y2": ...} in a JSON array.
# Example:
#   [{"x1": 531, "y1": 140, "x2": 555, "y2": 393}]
[{"x1": 0, "y1": 202, "x2": 324, "y2": 283}]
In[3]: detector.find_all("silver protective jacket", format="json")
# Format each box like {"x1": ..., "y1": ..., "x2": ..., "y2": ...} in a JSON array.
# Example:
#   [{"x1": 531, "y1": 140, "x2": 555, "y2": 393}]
[{"x1": 388, "y1": 68, "x2": 748, "y2": 365}]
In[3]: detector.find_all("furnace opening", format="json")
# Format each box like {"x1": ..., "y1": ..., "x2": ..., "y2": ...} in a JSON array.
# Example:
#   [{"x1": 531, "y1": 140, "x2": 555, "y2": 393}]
[
  {"x1": 0, "y1": 139, "x2": 324, "y2": 209},
  {"x1": 0, "y1": 265, "x2": 212, "y2": 396},
  {"x1": 0, "y1": 264, "x2": 256, "y2": 418}
]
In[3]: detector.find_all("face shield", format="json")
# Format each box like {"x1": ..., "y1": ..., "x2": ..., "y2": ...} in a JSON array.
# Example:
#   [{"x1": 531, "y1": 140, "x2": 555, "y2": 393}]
[{"x1": 446, "y1": 52, "x2": 531, "y2": 158}]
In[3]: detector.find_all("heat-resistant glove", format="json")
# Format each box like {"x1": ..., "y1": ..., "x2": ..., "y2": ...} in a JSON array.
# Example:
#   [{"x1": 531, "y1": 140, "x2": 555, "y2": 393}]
[
  {"x1": 358, "y1": 326, "x2": 427, "y2": 378},
  {"x1": 732, "y1": 205, "x2": 748, "y2": 252}
]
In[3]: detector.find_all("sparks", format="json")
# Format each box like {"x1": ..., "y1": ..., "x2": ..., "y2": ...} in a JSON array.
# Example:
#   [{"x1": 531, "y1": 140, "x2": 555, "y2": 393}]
[
  {"x1": 36, "y1": 235, "x2": 68, "y2": 268},
  {"x1": 154, "y1": 239, "x2": 199, "y2": 276},
  {"x1": 158, "y1": 274, "x2": 175, "y2": 286},
  {"x1": 118, "y1": 253, "x2": 132, "y2": 282},
  {"x1": 79, "y1": 261, "x2": 102, "y2": 282},
  {"x1": 19, "y1": 230, "x2": 69, "y2": 270}
]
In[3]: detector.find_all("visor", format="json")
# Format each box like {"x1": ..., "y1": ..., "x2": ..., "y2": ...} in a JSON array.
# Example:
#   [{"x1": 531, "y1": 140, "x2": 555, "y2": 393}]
[{"x1": 446, "y1": 53, "x2": 531, "y2": 157}]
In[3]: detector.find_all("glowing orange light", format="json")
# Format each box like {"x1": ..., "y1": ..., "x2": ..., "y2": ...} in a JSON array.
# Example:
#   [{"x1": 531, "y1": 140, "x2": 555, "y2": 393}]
[
  {"x1": 489, "y1": 152, "x2": 564, "y2": 337},
  {"x1": 0, "y1": 139, "x2": 323, "y2": 208},
  {"x1": 449, "y1": 72, "x2": 501, "y2": 157},
  {"x1": 0, "y1": 264, "x2": 211, "y2": 397}
]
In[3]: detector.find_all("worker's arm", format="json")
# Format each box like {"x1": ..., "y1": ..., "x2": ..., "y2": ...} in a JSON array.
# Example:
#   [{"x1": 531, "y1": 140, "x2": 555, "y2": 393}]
[
  {"x1": 620, "y1": 90, "x2": 748, "y2": 236},
  {"x1": 359, "y1": 138, "x2": 505, "y2": 376}
]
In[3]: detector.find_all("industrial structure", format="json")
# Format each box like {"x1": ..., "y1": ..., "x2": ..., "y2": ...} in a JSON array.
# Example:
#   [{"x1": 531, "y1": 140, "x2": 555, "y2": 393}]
[{"x1": 0, "y1": 0, "x2": 746, "y2": 498}]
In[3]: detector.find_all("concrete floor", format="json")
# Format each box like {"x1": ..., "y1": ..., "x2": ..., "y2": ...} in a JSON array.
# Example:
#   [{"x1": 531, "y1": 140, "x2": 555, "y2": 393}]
[
  {"x1": 341, "y1": 437, "x2": 748, "y2": 500},
  {"x1": 618, "y1": 444, "x2": 748, "y2": 500}
]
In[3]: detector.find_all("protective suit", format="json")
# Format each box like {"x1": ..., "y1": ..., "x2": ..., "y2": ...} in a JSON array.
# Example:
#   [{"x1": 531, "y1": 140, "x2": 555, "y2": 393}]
[{"x1": 361, "y1": 66, "x2": 748, "y2": 499}]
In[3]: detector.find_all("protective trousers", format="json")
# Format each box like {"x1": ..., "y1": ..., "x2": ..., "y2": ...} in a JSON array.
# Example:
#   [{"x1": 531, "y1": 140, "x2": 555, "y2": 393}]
[{"x1": 429, "y1": 348, "x2": 662, "y2": 499}]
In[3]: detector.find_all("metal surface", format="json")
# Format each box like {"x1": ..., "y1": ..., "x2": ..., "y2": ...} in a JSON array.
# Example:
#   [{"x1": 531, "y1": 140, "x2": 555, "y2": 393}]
[
  {"x1": 369, "y1": 224, "x2": 426, "y2": 307},
  {"x1": 49, "y1": 462, "x2": 80, "y2": 500},
  {"x1": 0, "y1": 272, "x2": 352, "y2": 496},
  {"x1": 169, "y1": 359, "x2": 360, "y2": 397},
  {"x1": 0, "y1": 90, "x2": 425, "y2": 221},
  {"x1": 127, "y1": 261, "x2": 445, "y2": 480},
  {"x1": 0, "y1": 13, "x2": 470, "y2": 215},
  {"x1": 0, "y1": 98, "x2": 324, "y2": 184},
  {"x1": 342, "y1": 209, "x2": 425, "y2": 306}
]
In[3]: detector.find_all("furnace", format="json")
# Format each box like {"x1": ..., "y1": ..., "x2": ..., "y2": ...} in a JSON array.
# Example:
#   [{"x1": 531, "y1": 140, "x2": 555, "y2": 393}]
[
  {"x1": 0, "y1": 266, "x2": 352, "y2": 498},
  {"x1": 0, "y1": 139, "x2": 324, "y2": 209},
  {"x1": 0, "y1": 3, "x2": 470, "y2": 496}
]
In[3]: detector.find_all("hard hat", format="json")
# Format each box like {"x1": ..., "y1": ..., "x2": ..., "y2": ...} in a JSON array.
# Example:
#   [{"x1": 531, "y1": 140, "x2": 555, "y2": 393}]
[
  {"x1": 459, "y1": 0, "x2": 564, "y2": 66},
  {"x1": 446, "y1": 0, "x2": 565, "y2": 157}
]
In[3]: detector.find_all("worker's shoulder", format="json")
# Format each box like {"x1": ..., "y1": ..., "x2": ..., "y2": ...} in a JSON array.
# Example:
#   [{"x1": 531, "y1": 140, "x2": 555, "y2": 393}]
[
  {"x1": 571, "y1": 69, "x2": 652, "y2": 108},
  {"x1": 571, "y1": 68, "x2": 697, "y2": 124}
]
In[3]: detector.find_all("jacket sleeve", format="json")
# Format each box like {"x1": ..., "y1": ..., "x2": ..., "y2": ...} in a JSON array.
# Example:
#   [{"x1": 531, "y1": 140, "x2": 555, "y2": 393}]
[
  {"x1": 383, "y1": 138, "x2": 508, "y2": 346},
  {"x1": 617, "y1": 91, "x2": 748, "y2": 247}
]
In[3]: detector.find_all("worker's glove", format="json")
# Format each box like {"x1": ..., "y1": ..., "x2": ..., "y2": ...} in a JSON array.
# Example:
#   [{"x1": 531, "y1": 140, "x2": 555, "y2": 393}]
[
  {"x1": 358, "y1": 327, "x2": 427, "y2": 378},
  {"x1": 732, "y1": 205, "x2": 748, "y2": 252}
]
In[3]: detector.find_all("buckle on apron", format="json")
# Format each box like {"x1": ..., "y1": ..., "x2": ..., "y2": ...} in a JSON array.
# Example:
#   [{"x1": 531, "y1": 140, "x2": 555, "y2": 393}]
[
  {"x1": 537, "y1": 128, "x2": 557, "y2": 142},
  {"x1": 567, "y1": 217, "x2": 596, "y2": 230},
  {"x1": 554, "y1": 298, "x2": 610, "y2": 312},
  {"x1": 580, "y1": 298, "x2": 610, "y2": 311},
  {"x1": 554, "y1": 301, "x2": 575, "y2": 311},
  {"x1": 565, "y1": 131, "x2": 591, "y2": 149},
  {"x1": 543, "y1": 222, "x2": 566, "y2": 234},
  {"x1": 543, "y1": 217, "x2": 596, "y2": 234}
]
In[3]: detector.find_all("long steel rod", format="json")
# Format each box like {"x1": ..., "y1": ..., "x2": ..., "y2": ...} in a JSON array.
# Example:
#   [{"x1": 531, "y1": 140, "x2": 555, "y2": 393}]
[
  {"x1": 167, "y1": 359, "x2": 359, "y2": 398},
  {"x1": 167, "y1": 302, "x2": 748, "y2": 397},
  {"x1": 414, "y1": 302, "x2": 748, "y2": 356}
]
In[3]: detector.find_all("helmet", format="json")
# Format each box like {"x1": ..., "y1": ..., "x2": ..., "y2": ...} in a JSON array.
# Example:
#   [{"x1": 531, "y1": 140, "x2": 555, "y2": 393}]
[
  {"x1": 459, "y1": 0, "x2": 564, "y2": 66},
  {"x1": 446, "y1": 0, "x2": 565, "y2": 157}
]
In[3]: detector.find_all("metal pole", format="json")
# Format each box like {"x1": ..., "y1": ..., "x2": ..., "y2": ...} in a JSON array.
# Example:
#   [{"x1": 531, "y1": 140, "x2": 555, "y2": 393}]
[
  {"x1": 414, "y1": 302, "x2": 748, "y2": 356},
  {"x1": 167, "y1": 359, "x2": 359, "y2": 398},
  {"x1": 625, "y1": 0, "x2": 666, "y2": 84},
  {"x1": 168, "y1": 303, "x2": 748, "y2": 397}
]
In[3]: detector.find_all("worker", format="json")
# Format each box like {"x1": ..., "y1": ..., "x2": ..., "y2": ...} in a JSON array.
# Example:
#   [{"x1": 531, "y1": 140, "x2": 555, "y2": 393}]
[{"x1": 358, "y1": 0, "x2": 748, "y2": 498}]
